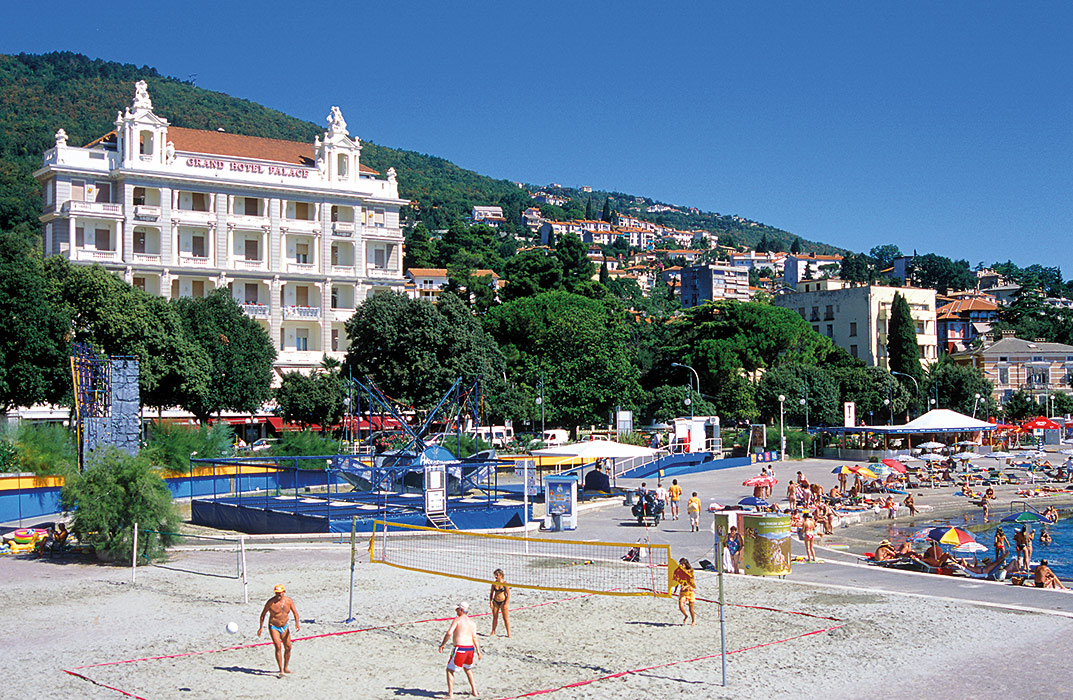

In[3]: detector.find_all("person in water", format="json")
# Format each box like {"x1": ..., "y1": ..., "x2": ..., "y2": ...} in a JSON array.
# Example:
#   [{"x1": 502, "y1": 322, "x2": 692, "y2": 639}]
[{"x1": 488, "y1": 568, "x2": 511, "y2": 637}]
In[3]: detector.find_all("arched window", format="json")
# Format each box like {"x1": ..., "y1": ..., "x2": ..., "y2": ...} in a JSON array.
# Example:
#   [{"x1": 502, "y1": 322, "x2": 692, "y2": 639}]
[{"x1": 139, "y1": 130, "x2": 154, "y2": 155}]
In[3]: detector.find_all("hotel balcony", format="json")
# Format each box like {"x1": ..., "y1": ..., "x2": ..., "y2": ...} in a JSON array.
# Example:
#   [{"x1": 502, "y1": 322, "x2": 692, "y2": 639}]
[
  {"x1": 332, "y1": 221, "x2": 355, "y2": 236},
  {"x1": 234, "y1": 258, "x2": 267, "y2": 271},
  {"x1": 331, "y1": 264, "x2": 356, "y2": 276},
  {"x1": 133, "y1": 205, "x2": 161, "y2": 221},
  {"x1": 178, "y1": 254, "x2": 212, "y2": 267},
  {"x1": 132, "y1": 252, "x2": 162, "y2": 264},
  {"x1": 330, "y1": 308, "x2": 355, "y2": 323},
  {"x1": 62, "y1": 200, "x2": 123, "y2": 218},
  {"x1": 73, "y1": 249, "x2": 119, "y2": 262},
  {"x1": 282, "y1": 305, "x2": 321, "y2": 320},
  {"x1": 288, "y1": 261, "x2": 317, "y2": 274},
  {"x1": 172, "y1": 209, "x2": 215, "y2": 225},
  {"x1": 241, "y1": 303, "x2": 269, "y2": 319},
  {"x1": 366, "y1": 267, "x2": 398, "y2": 279}
]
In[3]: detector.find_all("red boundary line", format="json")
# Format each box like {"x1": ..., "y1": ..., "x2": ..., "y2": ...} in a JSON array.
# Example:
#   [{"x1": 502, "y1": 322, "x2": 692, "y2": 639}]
[
  {"x1": 63, "y1": 589, "x2": 845, "y2": 698},
  {"x1": 489, "y1": 624, "x2": 846, "y2": 700}
]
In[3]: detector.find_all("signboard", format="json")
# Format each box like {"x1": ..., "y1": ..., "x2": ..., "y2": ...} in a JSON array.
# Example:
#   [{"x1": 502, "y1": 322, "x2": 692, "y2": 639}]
[
  {"x1": 544, "y1": 475, "x2": 578, "y2": 529},
  {"x1": 843, "y1": 401, "x2": 856, "y2": 428},
  {"x1": 513, "y1": 460, "x2": 540, "y2": 496},
  {"x1": 616, "y1": 410, "x2": 633, "y2": 437},
  {"x1": 740, "y1": 514, "x2": 791, "y2": 576},
  {"x1": 424, "y1": 463, "x2": 447, "y2": 515}
]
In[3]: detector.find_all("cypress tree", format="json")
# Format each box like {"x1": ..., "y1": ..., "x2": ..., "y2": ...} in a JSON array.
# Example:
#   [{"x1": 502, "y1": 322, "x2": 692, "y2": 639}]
[
  {"x1": 599, "y1": 261, "x2": 609, "y2": 285},
  {"x1": 601, "y1": 197, "x2": 612, "y2": 223},
  {"x1": 790, "y1": 237, "x2": 802, "y2": 254},
  {"x1": 887, "y1": 292, "x2": 924, "y2": 390},
  {"x1": 585, "y1": 198, "x2": 593, "y2": 220}
]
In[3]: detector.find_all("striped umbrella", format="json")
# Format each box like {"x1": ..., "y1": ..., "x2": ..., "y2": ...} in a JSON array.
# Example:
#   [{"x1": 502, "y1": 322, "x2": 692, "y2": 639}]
[
  {"x1": 926, "y1": 526, "x2": 976, "y2": 546},
  {"x1": 831, "y1": 465, "x2": 857, "y2": 475},
  {"x1": 881, "y1": 458, "x2": 908, "y2": 474},
  {"x1": 1000, "y1": 511, "x2": 1048, "y2": 524},
  {"x1": 850, "y1": 465, "x2": 878, "y2": 479}
]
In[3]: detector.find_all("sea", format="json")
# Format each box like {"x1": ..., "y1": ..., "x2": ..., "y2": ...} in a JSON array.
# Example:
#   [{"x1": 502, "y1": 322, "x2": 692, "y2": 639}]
[{"x1": 876, "y1": 507, "x2": 1073, "y2": 579}]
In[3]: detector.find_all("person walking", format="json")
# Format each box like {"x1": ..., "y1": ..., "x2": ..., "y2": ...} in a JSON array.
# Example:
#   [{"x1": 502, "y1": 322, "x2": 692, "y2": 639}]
[
  {"x1": 257, "y1": 584, "x2": 301, "y2": 677},
  {"x1": 673, "y1": 558, "x2": 697, "y2": 625},
  {"x1": 439, "y1": 601, "x2": 482, "y2": 699},
  {"x1": 489, "y1": 569, "x2": 511, "y2": 637},
  {"x1": 687, "y1": 491, "x2": 701, "y2": 532},
  {"x1": 668, "y1": 479, "x2": 683, "y2": 520}
]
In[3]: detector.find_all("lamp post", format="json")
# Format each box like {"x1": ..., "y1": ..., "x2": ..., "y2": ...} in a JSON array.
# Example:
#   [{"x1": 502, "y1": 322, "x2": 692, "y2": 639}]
[
  {"x1": 778, "y1": 394, "x2": 786, "y2": 462},
  {"x1": 884, "y1": 397, "x2": 891, "y2": 426},
  {"x1": 972, "y1": 393, "x2": 982, "y2": 419},
  {"x1": 891, "y1": 371, "x2": 919, "y2": 419},
  {"x1": 672, "y1": 362, "x2": 700, "y2": 420},
  {"x1": 1049, "y1": 393, "x2": 1057, "y2": 419},
  {"x1": 536, "y1": 379, "x2": 545, "y2": 437}
]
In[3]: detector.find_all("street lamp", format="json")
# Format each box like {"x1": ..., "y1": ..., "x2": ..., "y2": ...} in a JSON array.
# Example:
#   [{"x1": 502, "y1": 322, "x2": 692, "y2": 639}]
[
  {"x1": 972, "y1": 393, "x2": 982, "y2": 419},
  {"x1": 1049, "y1": 393, "x2": 1057, "y2": 419},
  {"x1": 777, "y1": 394, "x2": 786, "y2": 461},
  {"x1": 536, "y1": 380, "x2": 545, "y2": 437},
  {"x1": 891, "y1": 371, "x2": 919, "y2": 418},
  {"x1": 884, "y1": 398, "x2": 891, "y2": 426},
  {"x1": 671, "y1": 362, "x2": 700, "y2": 420}
]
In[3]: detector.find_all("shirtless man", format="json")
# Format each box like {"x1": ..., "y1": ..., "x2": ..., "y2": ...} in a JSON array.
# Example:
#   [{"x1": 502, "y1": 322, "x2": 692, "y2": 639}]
[
  {"x1": 439, "y1": 601, "x2": 482, "y2": 698},
  {"x1": 1014, "y1": 526, "x2": 1032, "y2": 571},
  {"x1": 258, "y1": 584, "x2": 300, "y2": 677},
  {"x1": 873, "y1": 539, "x2": 898, "y2": 562},
  {"x1": 1033, "y1": 560, "x2": 1068, "y2": 589}
]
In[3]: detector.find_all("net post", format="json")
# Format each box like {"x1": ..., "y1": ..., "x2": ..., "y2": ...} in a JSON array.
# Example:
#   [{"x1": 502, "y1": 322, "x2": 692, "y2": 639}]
[
  {"x1": 716, "y1": 521, "x2": 727, "y2": 687},
  {"x1": 240, "y1": 535, "x2": 248, "y2": 604},
  {"x1": 131, "y1": 522, "x2": 138, "y2": 585},
  {"x1": 523, "y1": 459, "x2": 530, "y2": 556},
  {"x1": 346, "y1": 515, "x2": 357, "y2": 623}
]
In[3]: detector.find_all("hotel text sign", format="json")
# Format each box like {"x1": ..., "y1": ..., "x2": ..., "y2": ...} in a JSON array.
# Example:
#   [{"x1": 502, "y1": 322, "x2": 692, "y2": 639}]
[{"x1": 185, "y1": 157, "x2": 311, "y2": 179}]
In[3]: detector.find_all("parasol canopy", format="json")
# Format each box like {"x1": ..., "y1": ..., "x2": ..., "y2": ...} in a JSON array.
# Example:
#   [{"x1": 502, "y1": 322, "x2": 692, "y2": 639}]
[
  {"x1": 953, "y1": 541, "x2": 989, "y2": 553},
  {"x1": 926, "y1": 526, "x2": 976, "y2": 546},
  {"x1": 881, "y1": 458, "x2": 908, "y2": 474},
  {"x1": 743, "y1": 475, "x2": 778, "y2": 487},
  {"x1": 1000, "y1": 511, "x2": 1048, "y2": 524},
  {"x1": 831, "y1": 465, "x2": 857, "y2": 475},
  {"x1": 918, "y1": 453, "x2": 947, "y2": 462},
  {"x1": 850, "y1": 465, "x2": 878, "y2": 479},
  {"x1": 1021, "y1": 416, "x2": 1061, "y2": 431},
  {"x1": 737, "y1": 496, "x2": 769, "y2": 509},
  {"x1": 918, "y1": 441, "x2": 947, "y2": 450}
]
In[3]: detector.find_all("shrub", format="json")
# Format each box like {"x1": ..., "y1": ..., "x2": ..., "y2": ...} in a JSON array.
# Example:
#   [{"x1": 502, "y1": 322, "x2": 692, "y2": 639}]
[
  {"x1": 270, "y1": 430, "x2": 340, "y2": 458},
  {"x1": 60, "y1": 447, "x2": 180, "y2": 562},
  {"x1": 14, "y1": 423, "x2": 77, "y2": 476},
  {"x1": 0, "y1": 438, "x2": 17, "y2": 473},
  {"x1": 144, "y1": 421, "x2": 233, "y2": 471}
]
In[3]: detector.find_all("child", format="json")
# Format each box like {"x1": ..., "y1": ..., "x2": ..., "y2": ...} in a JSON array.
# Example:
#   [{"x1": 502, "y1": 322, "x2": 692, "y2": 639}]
[
  {"x1": 801, "y1": 512, "x2": 818, "y2": 562},
  {"x1": 672, "y1": 558, "x2": 696, "y2": 625},
  {"x1": 668, "y1": 479, "x2": 683, "y2": 520},
  {"x1": 687, "y1": 491, "x2": 701, "y2": 532},
  {"x1": 489, "y1": 568, "x2": 511, "y2": 637}
]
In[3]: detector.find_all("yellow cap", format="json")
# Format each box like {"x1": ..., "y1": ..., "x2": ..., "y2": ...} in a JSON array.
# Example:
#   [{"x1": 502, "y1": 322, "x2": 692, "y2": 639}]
[{"x1": 274, "y1": 584, "x2": 285, "y2": 593}]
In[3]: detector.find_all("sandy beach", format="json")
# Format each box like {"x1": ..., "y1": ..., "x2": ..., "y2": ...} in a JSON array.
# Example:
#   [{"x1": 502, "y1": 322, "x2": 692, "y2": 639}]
[{"x1": 7, "y1": 456, "x2": 1073, "y2": 699}]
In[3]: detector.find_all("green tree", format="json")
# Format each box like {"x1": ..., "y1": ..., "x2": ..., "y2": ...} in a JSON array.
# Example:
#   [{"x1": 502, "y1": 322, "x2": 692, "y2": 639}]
[
  {"x1": 755, "y1": 363, "x2": 841, "y2": 427},
  {"x1": 923, "y1": 359, "x2": 995, "y2": 418},
  {"x1": 790, "y1": 237, "x2": 802, "y2": 254},
  {"x1": 599, "y1": 262, "x2": 609, "y2": 285},
  {"x1": 833, "y1": 366, "x2": 910, "y2": 423},
  {"x1": 886, "y1": 292, "x2": 924, "y2": 393},
  {"x1": 404, "y1": 223, "x2": 436, "y2": 270},
  {"x1": 555, "y1": 233, "x2": 595, "y2": 292},
  {"x1": 0, "y1": 228, "x2": 70, "y2": 412},
  {"x1": 143, "y1": 422, "x2": 233, "y2": 472},
  {"x1": 1002, "y1": 389, "x2": 1039, "y2": 422},
  {"x1": 869, "y1": 244, "x2": 902, "y2": 272},
  {"x1": 501, "y1": 250, "x2": 563, "y2": 301},
  {"x1": 909, "y1": 253, "x2": 975, "y2": 294},
  {"x1": 275, "y1": 357, "x2": 344, "y2": 429},
  {"x1": 644, "y1": 384, "x2": 719, "y2": 424},
  {"x1": 60, "y1": 447, "x2": 181, "y2": 562},
  {"x1": 173, "y1": 289, "x2": 275, "y2": 420},
  {"x1": 484, "y1": 291, "x2": 644, "y2": 429},
  {"x1": 601, "y1": 197, "x2": 612, "y2": 223},
  {"x1": 343, "y1": 291, "x2": 507, "y2": 411}
]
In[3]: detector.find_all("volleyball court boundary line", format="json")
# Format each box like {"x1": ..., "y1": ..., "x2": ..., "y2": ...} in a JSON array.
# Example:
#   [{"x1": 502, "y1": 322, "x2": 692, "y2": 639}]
[{"x1": 63, "y1": 590, "x2": 845, "y2": 699}]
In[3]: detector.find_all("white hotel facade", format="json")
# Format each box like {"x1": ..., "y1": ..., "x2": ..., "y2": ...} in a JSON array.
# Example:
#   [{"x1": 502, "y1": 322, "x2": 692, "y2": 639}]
[{"x1": 35, "y1": 81, "x2": 407, "y2": 373}]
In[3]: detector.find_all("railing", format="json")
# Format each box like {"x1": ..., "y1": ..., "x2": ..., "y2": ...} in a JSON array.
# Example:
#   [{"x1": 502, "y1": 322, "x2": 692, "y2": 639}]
[
  {"x1": 133, "y1": 205, "x2": 160, "y2": 220},
  {"x1": 332, "y1": 221, "x2": 354, "y2": 235},
  {"x1": 609, "y1": 449, "x2": 669, "y2": 479},
  {"x1": 241, "y1": 303, "x2": 269, "y2": 319},
  {"x1": 88, "y1": 250, "x2": 118, "y2": 261},
  {"x1": 366, "y1": 267, "x2": 398, "y2": 279},
  {"x1": 178, "y1": 254, "x2": 211, "y2": 267},
  {"x1": 62, "y1": 200, "x2": 123, "y2": 216},
  {"x1": 132, "y1": 252, "x2": 161, "y2": 264},
  {"x1": 283, "y1": 305, "x2": 321, "y2": 320},
  {"x1": 288, "y1": 261, "x2": 316, "y2": 274},
  {"x1": 331, "y1": 264, "x2": 356, "y2": 276},
  {"x1": 234, "y1": 258, "x2": 266, "y2": 270}
]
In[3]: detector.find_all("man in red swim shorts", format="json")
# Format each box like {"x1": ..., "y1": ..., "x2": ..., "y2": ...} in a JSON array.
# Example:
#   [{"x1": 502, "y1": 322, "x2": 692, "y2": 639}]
[{"x1": 439, "y1": 601, "x2": 482, "y2": 698}]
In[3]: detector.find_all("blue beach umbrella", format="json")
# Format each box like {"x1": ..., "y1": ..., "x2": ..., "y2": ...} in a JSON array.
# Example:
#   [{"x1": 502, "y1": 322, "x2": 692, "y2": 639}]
[
  {"x1": 737, "y1": 496, "x2": 769, "y2": 509},
  {"x1": 1001, "y1": 511, "x2": 1048, "y2": 524}
]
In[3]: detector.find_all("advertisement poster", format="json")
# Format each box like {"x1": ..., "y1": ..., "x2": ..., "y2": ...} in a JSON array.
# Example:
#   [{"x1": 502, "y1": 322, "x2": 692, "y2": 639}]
[{"x1": 741, "y1": 514, "x2": 791, "y2": 576}]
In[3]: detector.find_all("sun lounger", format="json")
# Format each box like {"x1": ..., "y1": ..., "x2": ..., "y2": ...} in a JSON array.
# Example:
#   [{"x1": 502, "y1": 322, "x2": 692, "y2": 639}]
[{"x1": 948, "y1": 559, "x2": 1008, "y2": 582}]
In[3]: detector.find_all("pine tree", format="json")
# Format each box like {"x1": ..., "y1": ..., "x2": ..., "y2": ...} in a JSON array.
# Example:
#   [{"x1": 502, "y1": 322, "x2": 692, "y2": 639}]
[
  {"x1": 601, "y1": 197, "x2": 612, "y2": 223},
  {"x1": 790, "y1": 237, "x2": 802, "y2": 254},
  {"x1": 585, "y1": 198, "x2": 593, "y2": 220},
  {"x1": 886, "y1": 292, "x2": 924, "y2": 391},
  {"x1": 756, "y1": 233, "x2": 770, "y2": 253},
  {"x1": 599, "y1": 261, "x2": 609, "y2": 285}
]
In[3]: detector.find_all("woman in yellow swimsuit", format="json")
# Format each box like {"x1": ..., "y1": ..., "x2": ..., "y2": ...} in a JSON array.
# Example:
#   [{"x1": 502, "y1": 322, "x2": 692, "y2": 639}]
[
  {"x1": 489, "y1": 568, "x2": 511, "y2": 637},
  {"x1": 673, "y1": 558, "x2": 697, "y2": 626}
]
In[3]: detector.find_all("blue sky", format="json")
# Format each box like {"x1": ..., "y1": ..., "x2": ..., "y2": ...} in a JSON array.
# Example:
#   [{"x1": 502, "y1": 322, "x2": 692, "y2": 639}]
[{"x1": 4, "y1": 2, "x2": 1070, "y2": 274}]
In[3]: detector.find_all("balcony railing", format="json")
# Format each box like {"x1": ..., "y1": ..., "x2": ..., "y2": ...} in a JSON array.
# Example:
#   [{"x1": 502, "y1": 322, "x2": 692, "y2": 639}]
[
  {"x1": 178, "y1": 254, "x2": 211, "y2": 267},
  {"x1": 332, "y1": 221, "x2": 355, "y2": 235},
  {"x1": 288, "y1": 261, "x2": 316, "y2": 274},
  {"x1": 87, "y1": 249, "x2": 118, "y2": 262},
  {"x1": 283, "y1": 305, "x2": 321, "y2": 320},
  {"x1": 62, "y1": 200, "x2": 123, "y2": 217},
  {"x1": 331, "y1": 264, "x2": 356, "y2": 276},
  {"x1": 133, "y1": 205, "x2": 161, "y2": 221},
  {"x1": 132, "y1": 252, "x2": 161, "y2": 264},
  {"x1": 234, "y1": 258, "x2": 266, "y2": 270},
  {"x1": 241, "y1": 303, "x2": 269, "y2": 319},
  {"x1": 366, "y1": 267, "x2": 398, "y2": 279}
]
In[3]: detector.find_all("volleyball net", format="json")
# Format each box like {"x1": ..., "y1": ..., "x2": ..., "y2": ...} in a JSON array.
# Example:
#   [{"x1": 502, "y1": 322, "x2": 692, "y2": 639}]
[
  {"x1": 133, "y1": 527, "x2": 249, "y2": 602},
  {"x1": 369, "y1": 520, "x2": 673, "y2": 597}
]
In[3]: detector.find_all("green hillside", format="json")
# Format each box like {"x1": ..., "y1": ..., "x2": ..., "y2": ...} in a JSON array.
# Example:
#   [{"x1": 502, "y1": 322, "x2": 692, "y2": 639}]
[{"x1": 0, "y1": 51, "x2": 836, "y2": 254}]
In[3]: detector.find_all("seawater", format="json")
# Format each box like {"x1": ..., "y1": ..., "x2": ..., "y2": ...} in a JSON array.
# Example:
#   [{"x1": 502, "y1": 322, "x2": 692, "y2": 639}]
[{"x1": 875, "y1": 508, "x2": 1073, "y2": 579}]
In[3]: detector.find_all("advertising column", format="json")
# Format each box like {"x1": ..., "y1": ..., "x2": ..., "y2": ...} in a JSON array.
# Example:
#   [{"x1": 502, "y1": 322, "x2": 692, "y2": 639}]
[{"x1": 740, "y1": 514, "x2": 791, "y2": 576}]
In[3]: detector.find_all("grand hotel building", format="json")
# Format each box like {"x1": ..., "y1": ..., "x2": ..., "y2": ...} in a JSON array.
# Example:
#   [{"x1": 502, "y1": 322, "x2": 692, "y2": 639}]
[{"x1": 35, "y1": 81, "x2": 407, "y2": 374}]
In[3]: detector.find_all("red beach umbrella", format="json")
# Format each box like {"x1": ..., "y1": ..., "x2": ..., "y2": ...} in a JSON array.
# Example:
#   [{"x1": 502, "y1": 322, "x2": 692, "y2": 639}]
[
  {"x1": 743, "y1": 475, "x2": 778, "y2": 487},
  {"x1": 881, "y1": 458, "x2": 908, "y2": 474},
  {"x1": 1021, "y1": 416, "x2": 1061, "y2": 431}
]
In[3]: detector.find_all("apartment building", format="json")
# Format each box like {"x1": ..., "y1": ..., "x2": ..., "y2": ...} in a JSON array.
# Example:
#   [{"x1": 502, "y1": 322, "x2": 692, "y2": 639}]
[
  {"x1": 952, "y1": 333, "x2": 1073, "y2": 405},
  {"x1": 772, "y1": 281, "x2": 937, "y2": 368},
  {"x1": 679, "y1": 263, "x2": 751, "y2": 306},
  {"x1": 35, "y1": 81, "x2": 407, "y2": 372}
]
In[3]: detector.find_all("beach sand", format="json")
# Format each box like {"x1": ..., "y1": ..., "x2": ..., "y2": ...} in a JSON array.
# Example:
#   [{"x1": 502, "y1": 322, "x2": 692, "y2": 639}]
[{"x1": 7, "y1": 542, "x2": 1073, "y2": 700}]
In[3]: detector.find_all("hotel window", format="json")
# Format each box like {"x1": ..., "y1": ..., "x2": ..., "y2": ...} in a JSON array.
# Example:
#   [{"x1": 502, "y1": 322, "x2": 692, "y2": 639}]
[
  {"x1": 337, "y1": 154, "x2": 348, "y2": 179},
  {"x1": 295, "y1": 286, "x2": 310, "y2": 307},
  {"x1": 244, "y1": 197, "x2": 260, "y2": 216},
  {"x1": 295, "y1": 328, "x2": 309, "y2": 352},
  {"x1": 191, "y1": 280, "x2": 205, "y2": 298},
  {"x1": 849, "y1": 322, "x2": 858, "y2": 337},
  {"x1": 133, "y1": 277, "x2": 146, "y2": 291},
  {"x1": 295, "y1": 242, "x2": 309, "y2": 264},
  {"x1": 244, "y1": 238, "x2": 260, "y2": 261},
  {"x1": 191, "y1": 235, "x2": 206, "y2": 258},
  {"x1": 826, "y1": 324, "x2": 833, "y2": 337},
  {"x1": 824, "y1": 305, "x2": 834, "y2": 321},
  {"x1": 95, "y1": 228, "x2": 112, "y2": 251},
  {"x1": 95, "y1": 182, "x2": 111, "y2": 203},
  {"x1": 331, "y1": 244, "x2": 339, "y2": 266},
  {"x1": 1065, "y1": 368, "x2": 1073, "y2": 386},
  {"x1": 1028, "y1": 368, "x2": 1048, "y2": 386},
  {"x1": 244, "y1": 283, "x2": 259, "y2": 305},
  {"x1": 331, "y1": 286, "x2": 339, "y2": 309},
  {"x1": 293, "y1": 202, "x2": 313, "y2": 220},
  {"x1": 810, "y1": 306, "x2": 819, "y2": 321},
  {"x1": 139, "y1": 130, "x2": 154, "y2": 155},
  {"x1": 850, "y1": 345, "x2": 858, "y2": 358},
  {"x1": 331, "y1": 329, "x2": 340, "y2": 352},
  {"x1": 998, "y1": 366, "x2": 1009, "y2": 384},
  {"x1": 181, "y1": 192, "x2": 209, "y2": 211},
  {"x1": 71, "y1": 180, "x2": 86, "y2": 202},
  {"x1": 373, "y1": 208, "x2": 385, "y2": 227},
  {"x1": 133, "y1": 187, "x2": 146, "y2": 206},
  {"x1": 75, "y1": 226, "x2": 84, "y2": 247},
  {"x1": 133, "y1": 230, "x2": 146, "y2": 253}
]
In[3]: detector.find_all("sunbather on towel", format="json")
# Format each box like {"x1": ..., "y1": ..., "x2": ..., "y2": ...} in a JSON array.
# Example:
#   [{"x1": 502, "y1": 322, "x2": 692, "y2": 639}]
[
  {"x1": 873, "y1": 540, "x2": 898, "y2": 562},
  {"x1": 1033, "y1": 560, "x2": 1068, "y2": 590},
  {"x1": 918, "y1": 542, "x2": 956, "y2": 570}
]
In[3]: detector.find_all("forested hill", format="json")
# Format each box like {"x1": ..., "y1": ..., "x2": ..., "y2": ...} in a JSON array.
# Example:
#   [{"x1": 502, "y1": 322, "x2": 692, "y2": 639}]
[{"x1": 0, "y1": 51, "x2": 835, "y2": 253}]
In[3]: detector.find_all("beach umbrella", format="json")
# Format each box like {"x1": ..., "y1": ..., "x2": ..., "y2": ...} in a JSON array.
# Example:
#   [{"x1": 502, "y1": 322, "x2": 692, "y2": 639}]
[
  {"x1": 743, "y1": 475, "x2": 778, "y2": 487},
  {"x1": 1059, "y1": 449, "x2": 1073, "y2": 456},
  {"x1": 926, "y1": 526, "x2": 976, "y2": 546},
  {"x1": 988, "y1": 451, "x2": 1013, "y2": 459},
  {"x1": 954, "y1": 440, "x2": 980, "y2": 447},
  {"x1": 737, "y1": 496, "x2": 769, "y2": 509},
  {"x1": 918, "y1": 453, "x2": 946, "y2": 462},
  {"x1": 1000, "y1": 511, "x2": 1048, "y2": 524},
  {"x1": 881, "y1": 458, "x2": 908, "y2": 473},
  {"x1": 831, "y1": 465, "x2": 857, "y2": 475},
  {"x1": 918, "y1": 441, "x2": 946, "y2": 450},
  {"x1": 951, "y1": 452, "x2": 980, "y2": 461},
  {"x1": 850, "y1": 465, "x2": 878, "y2": 479},
  {"x1": 1021, "y1": 416, "x2": 1061, "y2": 431},
  {"x1": 871, "y1": 463, "x2": 893, "y2": 477},
  {"x1": 953, "y1": 541, "x2": 989, "y2": 553}
]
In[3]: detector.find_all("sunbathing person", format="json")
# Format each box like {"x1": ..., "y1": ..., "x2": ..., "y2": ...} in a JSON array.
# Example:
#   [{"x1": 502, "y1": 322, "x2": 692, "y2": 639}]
[
  {"x1": 955, "y1": 556, "x2": 1006, "y2": 577},
  {"x1": 1033, "y1": 560, "x2": 1068, "y2": 589},
  {"x1": 918, "y1": 542, "x2": 956, "y2": 570},
  {"x1": 873, "y1": 539, "x2": 898, "y2": 562}
]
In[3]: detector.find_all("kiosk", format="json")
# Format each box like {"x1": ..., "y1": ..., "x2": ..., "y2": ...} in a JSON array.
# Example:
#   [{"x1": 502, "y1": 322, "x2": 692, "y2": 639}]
[{"x1": 544, "y1": 474, "x2": 578, "y2": 530}]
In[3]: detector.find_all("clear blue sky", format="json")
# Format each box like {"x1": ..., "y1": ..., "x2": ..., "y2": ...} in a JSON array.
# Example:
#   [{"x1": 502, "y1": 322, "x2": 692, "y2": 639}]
[{"x1": 4, "y1": 3, "x2": 1071, "y2": 274}]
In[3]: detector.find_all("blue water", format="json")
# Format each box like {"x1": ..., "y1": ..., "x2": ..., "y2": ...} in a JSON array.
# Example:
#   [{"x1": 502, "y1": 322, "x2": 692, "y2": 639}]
[{"x1": 874, "y1": 510, "x2": 1073, "y2": 579}]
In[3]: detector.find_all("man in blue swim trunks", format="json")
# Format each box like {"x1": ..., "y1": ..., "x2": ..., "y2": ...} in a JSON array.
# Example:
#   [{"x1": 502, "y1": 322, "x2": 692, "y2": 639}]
[
  {"x1": 258, "y1": 584, "x2": 301, "y2": 677},
  {"x1": 438, "y1": 601, "x2": 482, "y2": 698}
]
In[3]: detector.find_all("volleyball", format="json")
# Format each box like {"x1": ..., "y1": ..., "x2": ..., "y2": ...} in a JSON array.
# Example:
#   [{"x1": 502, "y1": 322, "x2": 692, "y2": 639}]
[{"x1": 225, "y1": 622, "x2": 239, "y2": 635}]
